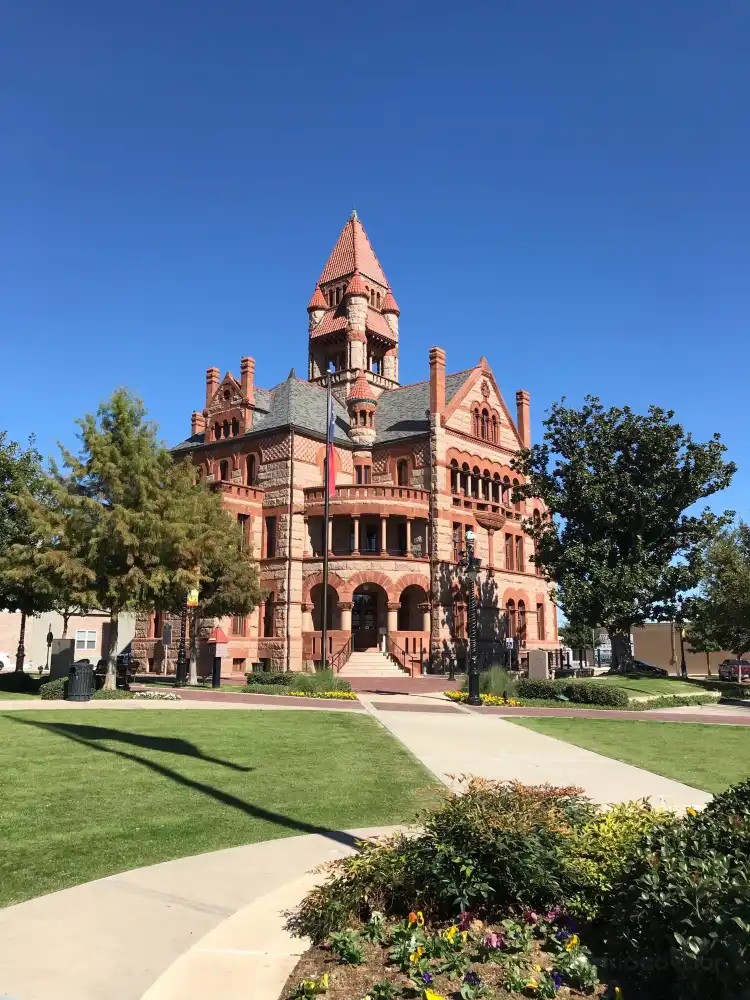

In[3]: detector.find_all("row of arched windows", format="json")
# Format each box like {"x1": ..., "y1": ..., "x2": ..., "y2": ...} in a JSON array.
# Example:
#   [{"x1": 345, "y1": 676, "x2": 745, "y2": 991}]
[
  {"x1": 324, "y1": 285, "x2": 384, "y2": 309},
  {"x1": 214, "y1": 418, "x2": 240, "y2": 441},
  {"x1": 505, "y1": 599, "x2": 526, "y2": 640},
  {"x1": 472, "y1": 407, "x2": 499, "y2": 442},
  {"x1": 449, "y1": 460, "x2": 522, "y2": 511},
  {"x1": 210, "y1": 454, "x2": 259, "y2": 485}
]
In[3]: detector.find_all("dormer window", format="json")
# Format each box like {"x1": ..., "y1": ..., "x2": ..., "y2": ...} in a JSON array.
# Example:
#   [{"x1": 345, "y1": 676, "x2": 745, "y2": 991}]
[{"x1": 223, "y1": 388, "x2": 231, "y2": 401}]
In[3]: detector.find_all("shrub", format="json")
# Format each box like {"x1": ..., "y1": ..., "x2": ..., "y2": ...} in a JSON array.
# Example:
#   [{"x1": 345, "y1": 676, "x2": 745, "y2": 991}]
[
  {"x1": 291, "y1": 669, "x2": 351, "y2": 693},
  {"x1": 287, "y1": 778, "x2": 599, "y2": 942},
  {"x1": 631, "y1": 693, "x2": 719, "y2": 711},
  {"x1": 517, "y1": 678, "x2": 559, "y2": 700},
  {"x1": 244, "y1": 671, "x2": 293, "y2": 686},
  {"x1": 560, "y1": 681, "x2": 629, "y2": 708},
  {"x1": 93, "y1": 689, "x2": 134, "y2": 699},
  {"x1": 39, "y1": 677, "x2": 67, "y2": 700},
  {"x1": 461, "y1": 666, "x2": 518, "y2": 698},
  {"x1": 687, "y1": 677, "x2": 750, "y2": 700},
  {"x1": 602, "y1": 779, "x2": 750, "y2": 998}
]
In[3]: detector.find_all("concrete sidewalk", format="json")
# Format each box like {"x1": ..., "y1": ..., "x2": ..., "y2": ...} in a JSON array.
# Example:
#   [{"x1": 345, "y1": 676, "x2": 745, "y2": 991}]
[
  {"x1": 0, "y1": 827, "x2": 397, "y2": 1000},
  {"x1": 360, "y1": 695, "x2": 712, "y2": 811}
]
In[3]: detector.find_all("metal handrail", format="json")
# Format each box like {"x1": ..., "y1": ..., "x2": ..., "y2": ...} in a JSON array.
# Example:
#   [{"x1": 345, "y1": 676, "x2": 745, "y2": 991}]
[
  {"x1": 329, "y1": 635, "x2": 353, "y2": 675},
  {"x1": 386, "y1": 634, "x2": 409, "y2": 673}
]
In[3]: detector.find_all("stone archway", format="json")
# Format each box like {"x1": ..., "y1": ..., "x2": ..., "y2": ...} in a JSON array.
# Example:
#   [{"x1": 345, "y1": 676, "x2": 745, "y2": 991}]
[
  {"x1": 351, "y1": 582, "x2": 388, "y2": 650},
  {"x1": 309, "y1": 583, "x2": 340, "y2": 631},
  {"x1": 397, "y1": 584, "x2": 430, "y2": 631}
]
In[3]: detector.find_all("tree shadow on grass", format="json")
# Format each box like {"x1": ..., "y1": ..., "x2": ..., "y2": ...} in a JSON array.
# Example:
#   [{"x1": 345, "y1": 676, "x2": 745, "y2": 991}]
[
  {"x1": 8, "y1": 717, "x2": 363, "y2": 849},
  {"x1": 13, "y1": 721, "x2": 255, "y2": 772}
]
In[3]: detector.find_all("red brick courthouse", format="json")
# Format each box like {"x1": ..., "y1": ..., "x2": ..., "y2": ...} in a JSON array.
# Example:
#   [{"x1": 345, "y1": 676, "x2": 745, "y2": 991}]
[{"x1": 134, "y1": 213, "x2": 557, "y2": 677}]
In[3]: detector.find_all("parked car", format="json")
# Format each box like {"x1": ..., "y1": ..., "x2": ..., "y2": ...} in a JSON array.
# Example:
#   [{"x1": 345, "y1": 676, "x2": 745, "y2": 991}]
[
  {"x1": 718, "y1": 659, "x2": 750, "y2": 683},
  {"x1": 0, "y1": 652, "x2": 34, "y2": 672}
]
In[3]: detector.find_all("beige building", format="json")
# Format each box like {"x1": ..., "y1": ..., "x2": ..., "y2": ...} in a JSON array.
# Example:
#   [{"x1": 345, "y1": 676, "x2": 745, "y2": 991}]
[
  {"x1": 632, "y1": 622, "x2": 732, "y2": 677},
  {"x1": 0, "y1": 610, "x2": 135, "y2": 671},
  {"x1": 133, "y1": 213, "x2": 558, "y2": 676}
]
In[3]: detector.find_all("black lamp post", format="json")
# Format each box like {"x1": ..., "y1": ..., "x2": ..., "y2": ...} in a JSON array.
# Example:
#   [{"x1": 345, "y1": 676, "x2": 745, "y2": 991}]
[
  {"x1": 460, "y1": 528, "x2": 482, "y2": 706},
  {"x1": 175, "y1": 598, "x2": 188, "y2": 687}
]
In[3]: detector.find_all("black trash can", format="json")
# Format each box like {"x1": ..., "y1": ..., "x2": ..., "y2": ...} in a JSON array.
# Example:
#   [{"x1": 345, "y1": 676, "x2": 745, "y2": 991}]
[{"x1": 67, "y1": 661, "x2": 94, "y2": 702}]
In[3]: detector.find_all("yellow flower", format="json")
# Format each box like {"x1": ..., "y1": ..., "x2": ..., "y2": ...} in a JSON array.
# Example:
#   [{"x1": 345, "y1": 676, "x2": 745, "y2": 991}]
[
  {"x1": 525, "y1": 978, "x2": 538, "y2": 989},
  {"x1": 409, "y1": 946, "x2": 424, "y2": 964},
  {"x1": 408, "y1": 909, "x2": 425, "y2": 927},
  {"x1": 320, "y1": 974, "x2": 329, "y2": 990},
  {"x1": 461, "y1": 930, "x2": 468, "y2": 944},
  {"x1": 686, "y1": 807, "x2": 697, "y2": 817},
  {"x1": 534, "y1": 964, "x2": 542, "y2": 971},
  {"x1": 565, "y1": 933, "x2": 579, "y2": 952},
  {"x1": 444, "y1": 924, "x2": 458, "y2": 941},
  {"x1": 614, "y1": 989, "x2": 623, "y2": 999},
  {"x1": 424, "y1": 990, "x2": 447, "y2": 1000}
]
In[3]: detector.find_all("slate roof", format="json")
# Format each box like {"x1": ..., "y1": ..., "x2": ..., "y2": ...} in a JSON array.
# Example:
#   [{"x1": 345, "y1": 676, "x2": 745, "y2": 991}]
[
  {"x1": 173, "y1": 369, "x2": 474, "y2": 453},
  {"x1": 374, "y1": 370, "x2": 473, "y2": 443}
]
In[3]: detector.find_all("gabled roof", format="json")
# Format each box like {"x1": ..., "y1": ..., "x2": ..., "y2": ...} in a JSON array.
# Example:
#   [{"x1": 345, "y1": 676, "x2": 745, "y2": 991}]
[{"x1": 318, "y1": 212, "x2": 389, "y2": 288}]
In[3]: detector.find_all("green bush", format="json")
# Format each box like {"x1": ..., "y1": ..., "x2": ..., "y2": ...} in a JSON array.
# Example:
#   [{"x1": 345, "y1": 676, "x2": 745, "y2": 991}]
[
  {"x1": 39, "y1": 677, "x2": 67, "y2": 700},
  {"x1": 92, "y1": 688, "x2": 134, "y2": 699},
  {"x1": 602, "y1": 779, "x2": 750, "y2": 998},
  {"x1": 244, "y1": 671, "x2": 293, "y2": 686},
  {"x1": 517, "y1": 677, "x2": 559, "y2": 700},
  {"x1": 287, "y1": 778, "x2": 598, "y2": 942},
  {"x1": 291, "y1": 669, "x2": 351, "y2": 693},
  {"x1": 0, "y1": 671, "x2": 41, "y2": 694},
  {"x1": 560, "y1": 680, "x2": 630, "y2": 708}
]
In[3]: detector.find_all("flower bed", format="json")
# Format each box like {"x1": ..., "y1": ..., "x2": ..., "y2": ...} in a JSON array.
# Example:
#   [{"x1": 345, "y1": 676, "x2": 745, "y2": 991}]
[
  {"x1": 133, "y1": 690, "x2": 181, "y2": 700},
  {"x1": 283, "y1": 910, "x2": 601, "y2": 999},
  {"x1": 444, "y1": 691, "x2": 720, "y2": 712},
  {"x1": 445, "y1": 691, "x2": 522, "y2": 707},
  {"x1": 288, "y1": 690, "x2": 358, "y2": 701},
  {"x1": 284, "y1": 777, "x2": 750, "y2": 997}
]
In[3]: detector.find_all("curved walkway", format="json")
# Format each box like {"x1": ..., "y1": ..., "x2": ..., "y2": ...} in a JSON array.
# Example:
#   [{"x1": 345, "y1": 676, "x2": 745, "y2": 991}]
[{"x1": 0, "y1": 826, "x2": 398, "y2": 1000}]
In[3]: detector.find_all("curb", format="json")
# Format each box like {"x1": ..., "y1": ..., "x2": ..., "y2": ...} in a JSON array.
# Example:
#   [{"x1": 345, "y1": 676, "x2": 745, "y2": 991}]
[{"x1": 139, "y1": 870, "x2": 322, "y2": 1000}]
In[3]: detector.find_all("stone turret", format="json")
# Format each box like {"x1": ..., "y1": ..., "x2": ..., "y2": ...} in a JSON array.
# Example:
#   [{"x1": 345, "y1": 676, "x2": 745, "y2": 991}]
[
  {"x1": 307, "y1": 286, "x2": 327, "y2": 334},
  {"x1": 347, "y1": 369, "x2": 377, "y2": 447},
  {"x1": 344, "y1": 272, "x2": 369, "y2": 372}
]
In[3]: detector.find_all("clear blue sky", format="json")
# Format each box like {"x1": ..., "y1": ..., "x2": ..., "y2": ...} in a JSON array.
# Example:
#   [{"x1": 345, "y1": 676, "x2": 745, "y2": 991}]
[{"x1": 2, "y1": 1, "x2": 747, "y2": 516}]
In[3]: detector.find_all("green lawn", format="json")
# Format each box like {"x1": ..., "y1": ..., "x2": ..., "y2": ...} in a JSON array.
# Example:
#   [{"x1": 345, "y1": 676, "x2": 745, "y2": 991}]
[
  {"x1": 592, "y1": 675, "x2": 698, "y2": 697},
  {"x1": 0, "y1": 688, "x2": 40, "y2": 699},
  {"x1": 0, "y1": 709, "x2": 440, "y2": 907},
  {"x1": 509, "y1": 716, "x2": 750, "y2": 794}
]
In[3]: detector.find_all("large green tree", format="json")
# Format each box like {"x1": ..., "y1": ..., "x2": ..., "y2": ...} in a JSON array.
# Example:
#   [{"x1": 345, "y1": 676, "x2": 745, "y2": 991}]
[
  {"x1": 514, "y1": 396, "x2": 735, "y2": 670},
  {"x1": 686, "y1": 523, "x2": 750, "y2": 658},
  {"x1": 0, "y1": 433, "x2": 58, "y2": 669}
]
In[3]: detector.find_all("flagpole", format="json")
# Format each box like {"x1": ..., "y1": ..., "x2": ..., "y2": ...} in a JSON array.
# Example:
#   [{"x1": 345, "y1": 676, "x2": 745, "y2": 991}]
[{"x1": 320, "y1": 372, "x2": 332, "y2": 671}]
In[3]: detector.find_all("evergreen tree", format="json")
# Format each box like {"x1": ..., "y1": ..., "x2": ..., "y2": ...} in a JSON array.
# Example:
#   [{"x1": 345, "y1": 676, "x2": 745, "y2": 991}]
[
  {"x1": 514, "y1": 396, "x2": 735, "y2": 671},
  {"x1": 686, "y1": 523, "x2": 750, "y2": 659},
  {"x1": 0, "y1": 433, "x2": 58, "y2": 670}
]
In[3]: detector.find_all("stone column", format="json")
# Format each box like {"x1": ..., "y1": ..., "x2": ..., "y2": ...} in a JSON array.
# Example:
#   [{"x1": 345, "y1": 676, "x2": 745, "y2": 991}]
[
  {"x1": 327, "y1": 516, "x2": 333, "y2": 554},
  {"x1": 419, "y1": 603, "x2": 430, "y2": 633},
  {"x1": 405, "y1": 518, "x2": 412, "y2": 557},
  {"x1": 339, "y1": 601, "x2": 353, "y2": 633},
  {"x1": 302, "y1": 603, "x2": 314, "y2": 632},
  {"x1": 387, "y1": 602, "x2": 400, "y2": 636},
  {"x1": 380, "y1": 516, "x2": 388, "y2": 554},
  {"x1": 487, "y1": 529, "x2": 494, "y2": 570},
  {"x1": 352, "y1": 516, "x2": 360, "y2": 554}
]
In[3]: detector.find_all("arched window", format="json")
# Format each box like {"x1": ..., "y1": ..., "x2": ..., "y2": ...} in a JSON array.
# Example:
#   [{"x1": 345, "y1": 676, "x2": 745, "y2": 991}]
[
  {"x1": 513, "y1": 477, "x2": 521, "y2": 513},
  {"x1": 505, "y1": 533, "x2": 514, "y2": 570},
  {"x1": 537, "y1": 603, "x2": 546, "y2": 640},
  {"x1": 151, "y1": 610, "x2": 163, "y2": 638},
  {"x1": 247, "y1": 454, "x2": 256, "y2": 485},
  {"x1": 482, "y1": 471, "x2": 490, "y2": 500},
  {"x1": 262, "y1": 599, "x2": 275, "y2": 638},
  {"x1": 516, "y1": 536, "x2": 524, "y2": 572},
  {"x1": 492, "y1": 473, "x2": 500, "y2": 504},
  {"x1": 481, "y1": 409, "x2": 489, "y2": 439},
  {"x1": 450, "y1": 459, "x2": 459, "y2": 494},
  {"x1": 473, "y1": 409, "x2": 480, "y2": 436},
  {"x1": 377, "y1": 291, "x2": 381, "y2": 308},
  {"x1": 471, "y1": 466, "x2": 480, "y2": 499},
  {"x1": 518, "y1": 601, "x2": 527, "y2": 641},
  {"x1": 502, "y1": 476, "x2": 511, "y2": 507},
  {"x1": 491, "y1": 415, "x2": 498, "y2": 442},
  {"x1": 461, "y1": 463, "x2": 470, "y2": 495},
  {"x1": 231, "y1": 418, "x2": 239, "y2": 436},
  {"x1": 506, "y1": 599, "x2": 516, "y2": 638},
  {"x1": 223, "y1": 420, "x2": 230, "y2": 439},
  {"x1": 219, "y1": 460, "x2": 229, "y2": 482},
  {"x1": 397, "y1": 459, "x2": 409, "y2": 486},
  {"x1": 214, "y1": 422, "x2": 221, "y2": 440}
]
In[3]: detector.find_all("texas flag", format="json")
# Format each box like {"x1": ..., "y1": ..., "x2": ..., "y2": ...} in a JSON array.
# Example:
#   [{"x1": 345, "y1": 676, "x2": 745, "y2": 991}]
[{"x1": 326, "y1": 390, "x2": 336, "y2": 496}]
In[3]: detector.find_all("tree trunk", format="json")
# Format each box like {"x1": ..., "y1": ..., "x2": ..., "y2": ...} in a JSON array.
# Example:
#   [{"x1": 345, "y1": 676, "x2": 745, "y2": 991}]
[
  {"x1": 188, "y1": 612, "x2": 199, "y2": 686},
  {"x1": 62, "y1": 613, "x2": 70, "y2": 639},
  {"x1": 706, "y1": 651, "x2": 712, "y2": 677},
  {"x1": 15, "y1": 611, "x2": 27, "y2": 672},
  {"x1": 103, "y1": 613, "x2": 118, "y2": 691},
  {"x1": 609, "y1": 629, "x2": 634, "y2": 673}
]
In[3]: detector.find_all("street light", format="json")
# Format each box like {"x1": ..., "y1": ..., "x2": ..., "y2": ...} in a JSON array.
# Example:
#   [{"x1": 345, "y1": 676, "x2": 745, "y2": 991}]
[{"x1": 459, "y1": 528, "x2": 482, "y2": 706}]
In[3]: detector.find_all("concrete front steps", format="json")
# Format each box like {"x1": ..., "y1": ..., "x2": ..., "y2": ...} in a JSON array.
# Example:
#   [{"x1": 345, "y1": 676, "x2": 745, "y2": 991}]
[{"x1": 339, "y1": 649, "x2": 406, "y2": 678}]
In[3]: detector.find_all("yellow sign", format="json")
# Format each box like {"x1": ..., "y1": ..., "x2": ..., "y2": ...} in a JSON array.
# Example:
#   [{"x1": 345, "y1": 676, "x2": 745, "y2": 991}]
[{"x1": 186, "y1": 588, "x2": 199, "y2": 607}]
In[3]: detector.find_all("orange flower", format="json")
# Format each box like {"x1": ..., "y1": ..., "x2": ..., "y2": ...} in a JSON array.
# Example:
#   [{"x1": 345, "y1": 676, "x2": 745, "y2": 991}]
[{"x1": 408, "y1": 910, "x2": 425, "y2": 927}]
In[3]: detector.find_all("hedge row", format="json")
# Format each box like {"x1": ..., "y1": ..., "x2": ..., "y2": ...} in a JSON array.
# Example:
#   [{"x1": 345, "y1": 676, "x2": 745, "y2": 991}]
[{"x1": 517, "y1": 677, "x2": 630, "y2": 707}]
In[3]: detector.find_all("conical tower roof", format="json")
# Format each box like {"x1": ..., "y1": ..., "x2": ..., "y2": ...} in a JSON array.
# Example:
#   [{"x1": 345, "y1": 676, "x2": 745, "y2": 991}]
[
  {"x1": 318, "y1": 211, "x2": 389, "y2": 287},
  {"x1": 307, "y1": 286, "x2": 327, "y2": 311},
  {"x1": 347, "y1": 369, "x2": 378, "y2": 405}
]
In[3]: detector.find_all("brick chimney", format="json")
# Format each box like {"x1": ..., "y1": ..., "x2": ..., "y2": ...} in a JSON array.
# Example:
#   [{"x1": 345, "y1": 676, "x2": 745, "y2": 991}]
[
  {"x1": 516, "y1": 389, "x2": 531, "y2": 448},
  {"x1": 240, "y1": 356, "x2": 255, "y2": 404},
  {"x1": 191, "y1": 411, "x2": 205, "y2": 436},
  {"x1": 205, "y1": 367, "x2": 220, "y2": 409},
  {"x1": 429, "y1": 346, "x2": 446, "y2": 418}
]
